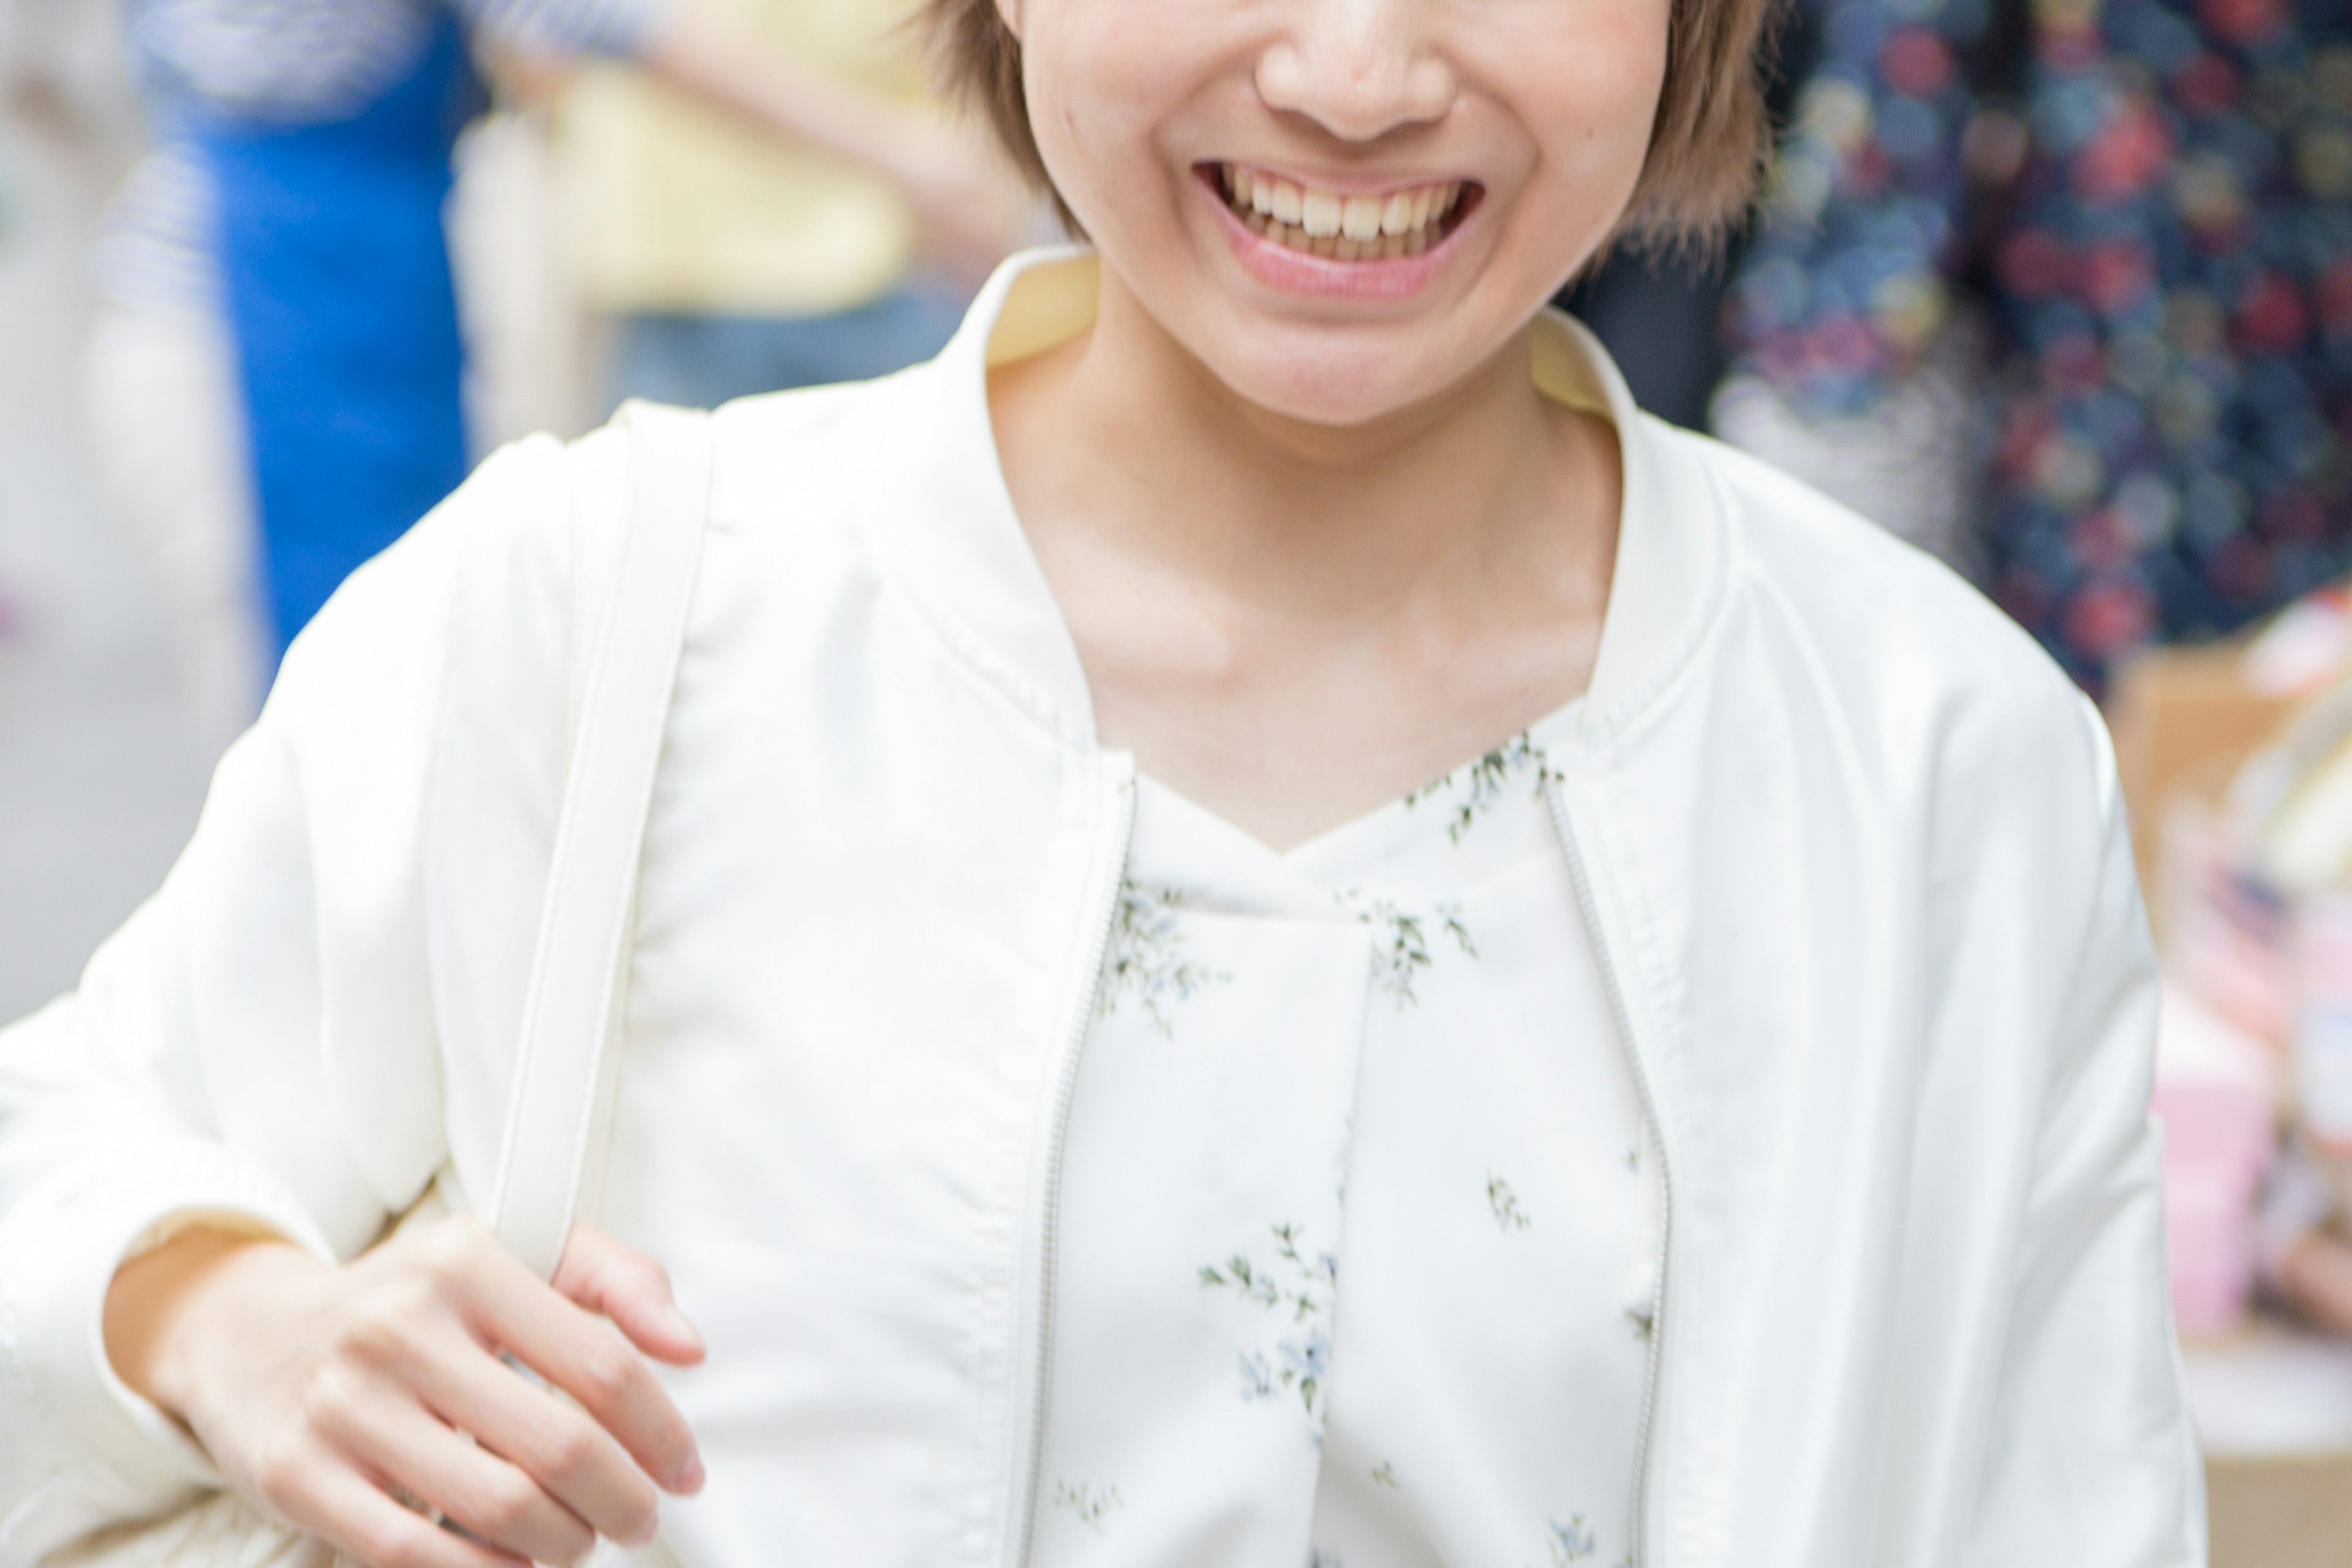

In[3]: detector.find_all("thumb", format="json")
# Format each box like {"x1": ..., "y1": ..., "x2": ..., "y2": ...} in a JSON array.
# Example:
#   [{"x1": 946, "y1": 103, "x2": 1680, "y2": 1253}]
[{"x1": 551, "y1": 1223, "x2": 706, "y2": 1366}]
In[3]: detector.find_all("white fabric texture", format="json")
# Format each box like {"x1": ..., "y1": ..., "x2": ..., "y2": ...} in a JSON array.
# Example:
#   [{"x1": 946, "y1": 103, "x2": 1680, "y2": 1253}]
[
  {"x1": 0, "y1": 249, "x2": 2201, "y2": 1568},
  {"x1": 1035, "y1": 744, "x2": 1654, "y2": 1568}
]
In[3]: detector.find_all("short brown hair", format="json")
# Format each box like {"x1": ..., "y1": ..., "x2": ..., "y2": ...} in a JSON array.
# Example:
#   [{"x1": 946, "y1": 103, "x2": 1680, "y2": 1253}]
[{"x1": 922, "y1": 0, "x2": 1784, "y2": 254}]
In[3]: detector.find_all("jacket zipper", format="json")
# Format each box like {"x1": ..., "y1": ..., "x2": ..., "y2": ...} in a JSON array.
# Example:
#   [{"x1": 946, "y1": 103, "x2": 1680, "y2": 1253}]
[
  {"x1": 1013, "y1": 760, "x2": 1138, "y2": 1568},
  {"x1": 1545, "y1": 773, "x2": 1672, "y2": 1568}
]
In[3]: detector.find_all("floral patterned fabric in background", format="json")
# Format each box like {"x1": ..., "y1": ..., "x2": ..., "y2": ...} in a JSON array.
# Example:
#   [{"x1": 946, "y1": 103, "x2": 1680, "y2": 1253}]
[
  {"x1": 1031, "y1": 718, "x2": 1659, "y2": 1568},
  {"x1": 1728, "y1": 0, "x2": 2352, "y2": 689}
]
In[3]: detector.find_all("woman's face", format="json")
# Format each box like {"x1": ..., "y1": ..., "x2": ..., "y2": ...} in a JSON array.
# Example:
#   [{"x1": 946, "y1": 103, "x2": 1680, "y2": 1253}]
[{"x1": 1008, "y1": 0, "x2": 1672, "y2": 426}]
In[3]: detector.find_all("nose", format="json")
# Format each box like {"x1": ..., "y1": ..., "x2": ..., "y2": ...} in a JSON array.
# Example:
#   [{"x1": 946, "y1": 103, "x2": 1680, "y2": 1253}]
[{"x1": 1254, "y1": 0, "x2": 1458, "y2": 143}]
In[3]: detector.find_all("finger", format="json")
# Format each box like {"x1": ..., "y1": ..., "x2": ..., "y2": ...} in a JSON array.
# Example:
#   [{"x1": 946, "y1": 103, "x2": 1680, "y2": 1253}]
[
  {"x1": 409, "y1": 1321, "x2": 666, "y2": 1545},
  {"x1": 335, "y1": 1395, "x2": 598, "y2": 1566},
  {"x1": 291, "y1": 1461, "x2": 529, "y2": 1568},
  {"x1": 552, "y1": 1224, "x2": 704, "y2": 1366},
  {"x1": 459, "y1": 1237, "x2": 704, "y2": 1498}
]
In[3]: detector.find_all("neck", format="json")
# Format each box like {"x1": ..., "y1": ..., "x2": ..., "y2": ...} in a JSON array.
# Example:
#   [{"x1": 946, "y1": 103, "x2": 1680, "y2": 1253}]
[{"x1": 1018, "y1": 262, "x2": 1583, "y2": 627}]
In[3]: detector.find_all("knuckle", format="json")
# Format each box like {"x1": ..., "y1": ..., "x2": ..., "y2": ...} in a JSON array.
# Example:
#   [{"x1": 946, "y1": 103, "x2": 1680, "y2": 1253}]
[
  {"x1": 296, "y1": 1365, "x2": 368, "y2": 1441},
  {"x1": 360, "y1": 1522, "x2": 428, "y2": 1568},
  {"x1": 573, "y1": 1338, "x2": 640, "y2": 1406},
  {"x1": 593, "y1": 1476, "x2": 659, "y2": 1550},
  {"x1": 414, "y1": 1215, "x2": 496, "y2": 1283},
  {"x1": 612, "y1": 1498, "x2": 659, "y2": 1548},
  {"x1": 541, "y1": 1416, "x2": 604, "y2": 1480},
  {"x1": 543, "y1": 1517, "x2": 598, "y2": 1567},
  {"x1": 469, "y1": 1470, "x2": 540, "y2": 1535},
  {"x1": 248, "y1": 1432, "x2": 312, "y2": 1513},
  {"x1": 340, "y1": 1300, "x2": 423, "y2": 1371},
  {"x1": 624, "y1": 1251, "x2": 673, "y2": 1298}
]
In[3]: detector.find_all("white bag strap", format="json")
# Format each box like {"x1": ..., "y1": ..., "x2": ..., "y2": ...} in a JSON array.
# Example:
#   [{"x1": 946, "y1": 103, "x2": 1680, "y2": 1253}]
[{"x1": 489, "y1": 401, "x2": 714, "y2": 1282}]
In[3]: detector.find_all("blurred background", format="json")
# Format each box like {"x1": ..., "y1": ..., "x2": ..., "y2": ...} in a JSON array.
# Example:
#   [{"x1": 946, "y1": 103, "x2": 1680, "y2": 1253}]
[
  {"x1": 0, "y1": 0, "x2": 1034, "y2": 1020},
  {"x1": 2, "y1": 0, "x2": 2351, "y2": 1557}
]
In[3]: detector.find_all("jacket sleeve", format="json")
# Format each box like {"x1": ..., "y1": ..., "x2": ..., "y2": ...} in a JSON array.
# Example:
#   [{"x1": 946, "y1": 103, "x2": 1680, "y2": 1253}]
[
  {"x1": 1958, "y1": 691, "x2": 2206, "y2": 1566},
  {"x1": 0, "y1": 435, "x2": 579, "y2": 1564}
]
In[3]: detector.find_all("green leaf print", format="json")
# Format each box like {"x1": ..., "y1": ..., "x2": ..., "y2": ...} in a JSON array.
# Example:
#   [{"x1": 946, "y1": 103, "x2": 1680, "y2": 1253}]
[
  {"x1": 1097, "y1": 879, "x2": 1229, "y2": 1035},
  {"x1": 1201, "y1": 1223, "x2": 1338, "y2": 1419},
  {"x1": 1340, "y1": 890, "x2": 1478, "y2": 1006},
  {"x1": 1403, "y1": 732, "x2": 1567, "y2": 844},
  {"x1": 1486, "y1": 1174, "x2": 1532, "y2": 1232},
  {"x1": 1050, "y1": 1481, "x2": 1122, "y2": 1533}
]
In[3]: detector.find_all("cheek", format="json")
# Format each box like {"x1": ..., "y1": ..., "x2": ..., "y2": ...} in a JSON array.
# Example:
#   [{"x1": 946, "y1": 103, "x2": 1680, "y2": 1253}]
[
  {"x1": 1023, "y1": 1, "x2": 1208, "y2": 227},
  {"x1": 1485, "y1": 4, "x2": 1669, "y2": 255},
  {"x1": 1513, "y1": 2, "x2": 1669, "y2": 171}
]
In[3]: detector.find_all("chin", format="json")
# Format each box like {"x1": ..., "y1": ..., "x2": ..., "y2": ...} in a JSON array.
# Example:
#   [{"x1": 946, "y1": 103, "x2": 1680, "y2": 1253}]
[{"x1": 1196, "y1": 328, "x2": 1460, "y2": 429}]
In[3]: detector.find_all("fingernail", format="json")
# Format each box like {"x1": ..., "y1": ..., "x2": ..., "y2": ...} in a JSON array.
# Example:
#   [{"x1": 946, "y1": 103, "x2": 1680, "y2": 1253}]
[
  {"x1": 674, "y1": 1453, "x2": 706, "y2": 1494},
  {"x1": 627, "y1": 1508, "x2": 662, "y2": 1547},
  {"x1": 663, "y1": 1305, "x2": 704, "y2": 1352}
]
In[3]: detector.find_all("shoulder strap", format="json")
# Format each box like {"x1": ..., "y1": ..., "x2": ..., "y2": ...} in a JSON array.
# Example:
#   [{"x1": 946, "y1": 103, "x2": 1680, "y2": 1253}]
[{"x1": 489, "y1": 401, "x2": 715, "y2": 1282}]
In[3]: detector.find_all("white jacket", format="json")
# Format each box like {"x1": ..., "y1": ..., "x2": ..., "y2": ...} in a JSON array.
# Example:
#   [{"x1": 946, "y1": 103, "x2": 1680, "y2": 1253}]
[{"x1": 0, "y1": 251, "x2": 2203, "y2": 1568}]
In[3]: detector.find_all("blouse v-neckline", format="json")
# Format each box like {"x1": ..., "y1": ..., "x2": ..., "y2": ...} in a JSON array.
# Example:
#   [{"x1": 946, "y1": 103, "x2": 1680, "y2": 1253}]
[
  {"x1": 1035, "y1": 691, "x2": 1653, "y2": 1568},
  {"x1": 1123, "y1": 695, "x2": 1591, "y2": 919}
]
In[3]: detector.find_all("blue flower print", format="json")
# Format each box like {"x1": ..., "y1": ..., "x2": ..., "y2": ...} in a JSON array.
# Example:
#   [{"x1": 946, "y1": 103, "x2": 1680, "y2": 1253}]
[
  {"x1": 1201, "y1": 1223, "x2": 1339, "y2": 1420},
  {"x1": 1097, "y1": 878, "x2": 1229, "y2": 1035},
  {"x1": 1545, "y1": 1515, "x2": 1599, "y2": 1566}
]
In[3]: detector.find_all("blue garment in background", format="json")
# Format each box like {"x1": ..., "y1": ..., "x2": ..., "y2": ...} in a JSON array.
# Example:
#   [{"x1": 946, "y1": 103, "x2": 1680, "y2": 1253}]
[
  {"x1": 603, "y1": 284, "x2": 968, "y2": 414},
  {"x1": 194, "y1": 13, "x2": 481, "y2": 657}
]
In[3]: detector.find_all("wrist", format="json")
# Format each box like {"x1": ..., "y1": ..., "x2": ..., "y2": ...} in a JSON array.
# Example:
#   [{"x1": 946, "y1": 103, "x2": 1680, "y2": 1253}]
[{"x1": 104, "y1": 1229, "x2": 307, "y2": 1421}]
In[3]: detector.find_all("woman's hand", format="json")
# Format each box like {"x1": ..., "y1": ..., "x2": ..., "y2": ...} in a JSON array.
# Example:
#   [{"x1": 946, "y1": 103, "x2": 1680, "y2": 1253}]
[{"x1": 104, "y1": 1218, "x2": 706, "y2": 1568}]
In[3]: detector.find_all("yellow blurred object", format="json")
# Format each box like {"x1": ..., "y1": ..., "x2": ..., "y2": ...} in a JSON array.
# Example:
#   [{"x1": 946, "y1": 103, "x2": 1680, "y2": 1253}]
[
  {"x1": 556, "y1": 0, "x2": 927, "y2": 317},
  {"x1": 2258, "y1": 696, "x2": 2352, "y2": 894},
  {"x1": 2109, "y1": 644, "x2": 2304, "y2": 890}
]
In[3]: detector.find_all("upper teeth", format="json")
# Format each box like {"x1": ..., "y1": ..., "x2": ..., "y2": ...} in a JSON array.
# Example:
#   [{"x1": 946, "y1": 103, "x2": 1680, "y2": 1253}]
[{"x1": 1222, "y1": 164, "x2": 1462, "y2": 258}]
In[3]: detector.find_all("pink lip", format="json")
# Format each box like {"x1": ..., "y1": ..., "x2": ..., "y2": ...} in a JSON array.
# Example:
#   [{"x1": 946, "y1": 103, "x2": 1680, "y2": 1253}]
[{"x1": 1198, "y1": 168, "x2": 1472, "y2": 303}]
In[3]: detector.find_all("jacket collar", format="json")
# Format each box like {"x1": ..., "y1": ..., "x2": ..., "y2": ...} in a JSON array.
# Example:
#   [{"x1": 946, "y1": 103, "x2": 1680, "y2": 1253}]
[{"x1": 864, "y1": 246, "x2": 1722, "y2": 752}]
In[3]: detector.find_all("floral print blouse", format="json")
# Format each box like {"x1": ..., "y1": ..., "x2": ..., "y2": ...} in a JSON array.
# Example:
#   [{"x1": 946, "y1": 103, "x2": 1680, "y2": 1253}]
[{"x1": 1033, "y1": 716, "x2": 1658, "y2": 1568}]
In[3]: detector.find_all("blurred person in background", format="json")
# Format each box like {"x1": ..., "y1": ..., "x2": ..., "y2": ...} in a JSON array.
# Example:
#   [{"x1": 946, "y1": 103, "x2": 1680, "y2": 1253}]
[
  {"x1": 562, "y1": 0, "x2": 1022, "y2": 412},
  {"x1": 4, "y1": 0, "x2": 145, "y2": 655},
  {"x1": 1717, "y1": 0, "x2": 2352, "y2": 692},
  {"x1": 91, "y1": 0, "x2": 1026, "y2": 712},
  {"x1": 81, "y1": 145, "x2": 263, "y2": 752}
]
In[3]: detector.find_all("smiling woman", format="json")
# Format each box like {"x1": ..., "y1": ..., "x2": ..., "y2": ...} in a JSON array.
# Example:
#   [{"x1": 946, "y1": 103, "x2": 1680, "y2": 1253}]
[
  {"x1": 925, "y1": 0, "x2": 1777, "y2": 252},
  {"x1": 0, "y1": 0, "x2": 2204, "y2": 1562}
]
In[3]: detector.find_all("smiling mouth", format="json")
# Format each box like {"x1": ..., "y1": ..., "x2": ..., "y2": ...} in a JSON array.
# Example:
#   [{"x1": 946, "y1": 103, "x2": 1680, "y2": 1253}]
[{"x1": 1207, "y1": 163, "x2": 1477, "y2": 261}]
